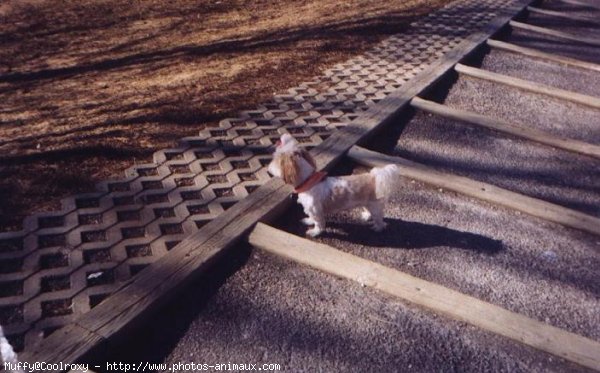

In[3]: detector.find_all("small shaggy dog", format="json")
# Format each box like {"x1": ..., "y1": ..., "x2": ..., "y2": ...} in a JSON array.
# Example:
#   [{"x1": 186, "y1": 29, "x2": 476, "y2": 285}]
[{"x1": 268, "y1": 134, "x2": 400, "y2": 237}]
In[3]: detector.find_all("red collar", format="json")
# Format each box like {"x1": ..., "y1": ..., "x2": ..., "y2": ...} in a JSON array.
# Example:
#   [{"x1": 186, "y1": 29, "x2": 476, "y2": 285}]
[{"x1": 294, "y1": 171, "x2": 327, "y2": 193}]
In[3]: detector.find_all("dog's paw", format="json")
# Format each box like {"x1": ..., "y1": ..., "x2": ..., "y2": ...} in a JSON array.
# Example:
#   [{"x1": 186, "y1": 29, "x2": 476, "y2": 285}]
[
  {"x1": 360, "y1": 210, "x2": 372, "y2": 222},
  {"x1": 301, "y1": 217, "x2": 315, "y2": 226},
  {"x1": 372, "y1": 221, "x2": 388, "y2": 232},
  {"x1": 306, "y1": 227, "x2": 322, "y2": 237}
]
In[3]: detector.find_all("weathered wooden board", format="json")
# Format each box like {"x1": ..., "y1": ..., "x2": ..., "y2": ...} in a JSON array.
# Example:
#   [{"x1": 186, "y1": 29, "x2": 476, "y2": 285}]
[
  {"x1": 527, "y1": 5, "x2": 600, "y2": 24},
  {"x1": 509, "y1": 20, "x2": 600, "y2": 47},
  {"x1": 455, "y1": 63, "x2": 600, "y2": 109},
  {"x1": 348, "y1": 146, "x2": 600, "y2": 237},
  {"x1": 487, "y1": 39, "x2": 600, "y2": 72},
  {"x1": 411, "y1": 96, "x2": 600, "y2": 159},
  {"x1": 249, "y1": 222, "x2": 600, "y2": 371},
  {"x1": 20, "y1": 324, "x2": 104, "y2": 369},
  {"x1": 558, "y1": 0, "x2": 600, "y2": 11}
]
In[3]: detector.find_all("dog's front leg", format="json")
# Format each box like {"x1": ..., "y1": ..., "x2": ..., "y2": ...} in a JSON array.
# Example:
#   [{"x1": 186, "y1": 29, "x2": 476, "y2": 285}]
[
  {"x1": 300, "y1": 202, "x2": 325, "y2": 237},
  {"x1": 306, "y1": 213, "x2": 325, "y2": 237}
]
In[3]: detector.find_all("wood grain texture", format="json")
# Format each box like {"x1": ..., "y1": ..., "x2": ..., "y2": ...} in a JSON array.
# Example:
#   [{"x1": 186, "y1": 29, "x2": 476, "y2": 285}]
[
  {"x1": 348, "y1": 146, "x2": 600, "y2": 237},
  {"x1": 558, "y1": 0, "x2": 600, "y2": 11},
  {"x1": 527, "y1": 5, "x2": 600, "y2": 24},
  {"x1": 487, "y1": 39, "x2": 600, "y2": 72},
  {"x1": 411, "y1": 96, "x2": 600, "y2": 159},
  {"x1": 455, "y1": 63, "x2": 600, "y2": 109},
  {"x1": 19, "y1": 324, "x2": 104, "y2": 371},
  {"x1": 509, "y1": 20, "x2": 600, "y2": 47},
  {"x1": 249, "y1": 222, "x2": 600, "y2": 371}
]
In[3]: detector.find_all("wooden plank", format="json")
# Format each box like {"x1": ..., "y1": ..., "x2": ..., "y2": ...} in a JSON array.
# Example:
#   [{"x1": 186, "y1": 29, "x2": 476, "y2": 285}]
[
  {"x1": 559, "y1": 0, "x2": 600, "y2": 10},
  {"x1": 22, "y1": 0, "x2": 535, "y2": 367},
  {"x1": 455, "y1": 63, "x2": 600, "y2": 109},
  {"x1": 527, "y1": 5, "x2": 600, "y2": 24},
  {"x1": 509, "y1": 20, "x2": 600, "y2": 47},
  {"x1": 487, "y1": 39, "x2": 600, "y2": 72},
  {"x1": 347, "y1": 146, "x2": 600, "y2": 237},
  {"x1": 411, "y1": 96, "x2": 600, "y2": 159},
  {"x1": 19, "y1": 324, "x2": 105, "y2": 372},
  {"x1": 248, "y1": 223, "x2": 600, "y2": 371}
]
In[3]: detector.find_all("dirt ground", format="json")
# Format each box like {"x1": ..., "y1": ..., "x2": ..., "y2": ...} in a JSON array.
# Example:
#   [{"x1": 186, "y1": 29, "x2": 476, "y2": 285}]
[{"x1": 0, "y1": 0, "x2": 448, "y2": 231}]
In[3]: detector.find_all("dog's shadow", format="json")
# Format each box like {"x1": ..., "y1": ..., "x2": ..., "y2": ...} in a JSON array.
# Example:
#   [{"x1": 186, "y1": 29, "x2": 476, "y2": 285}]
[
  {"x1": 319, "y1": 218, "x2": 504, "y2": 254},
  {"x1": 277, "y1": 206, "x2": 504, "y2": 254}
]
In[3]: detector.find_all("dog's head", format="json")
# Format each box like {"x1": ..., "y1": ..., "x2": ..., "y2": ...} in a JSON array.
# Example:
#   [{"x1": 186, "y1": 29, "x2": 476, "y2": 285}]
[{"x1": 268, "y1": 134, "x2": 316, "y2": 187}]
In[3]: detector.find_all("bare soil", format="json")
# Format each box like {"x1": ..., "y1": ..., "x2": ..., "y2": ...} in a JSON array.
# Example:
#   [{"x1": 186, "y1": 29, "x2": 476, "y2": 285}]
[{"x1": 0, "y1": 0, "x2": 448, "y2": 231}]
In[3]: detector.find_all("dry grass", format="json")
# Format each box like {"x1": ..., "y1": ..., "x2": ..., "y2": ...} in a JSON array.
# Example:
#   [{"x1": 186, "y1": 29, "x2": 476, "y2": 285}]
[{"x1": 0, "y1": 0, "x2": 449, "y2": 230}]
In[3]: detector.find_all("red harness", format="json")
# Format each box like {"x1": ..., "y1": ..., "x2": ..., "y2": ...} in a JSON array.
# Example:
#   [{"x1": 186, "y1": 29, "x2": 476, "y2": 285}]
[{"x1": 294, "y1": 171, "x2": 327, "y2": 194}]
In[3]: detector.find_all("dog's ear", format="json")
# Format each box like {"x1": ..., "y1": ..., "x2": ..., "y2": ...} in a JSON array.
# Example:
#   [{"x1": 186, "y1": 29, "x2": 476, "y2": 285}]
[
  {"x1": 280, "y1": 134, "x2": 294, "y2": 147},
  {"x1": 299, "y1": 149, "x2": 316, "y2": 169},
  {"x1": 280, "y1": 154, "x2": 301, "y2": 186}
]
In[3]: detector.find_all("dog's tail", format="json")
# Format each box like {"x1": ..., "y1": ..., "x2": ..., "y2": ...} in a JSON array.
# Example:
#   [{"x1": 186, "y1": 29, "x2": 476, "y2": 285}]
[{"x1": 370, "y1": 164, "x2": 400, "y2": 200}]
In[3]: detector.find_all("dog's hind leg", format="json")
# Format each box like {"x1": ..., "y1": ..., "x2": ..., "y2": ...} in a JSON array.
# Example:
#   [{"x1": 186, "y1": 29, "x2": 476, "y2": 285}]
[
  {"x1": 367, "y1": 201, "x2": 387, "y2": 232},
  {"x1": 298, "y1": 196, "x2": 325, "y2": 237},
  {"x1": 305, "y1": 207, "x2": 325, "y2": 237}
]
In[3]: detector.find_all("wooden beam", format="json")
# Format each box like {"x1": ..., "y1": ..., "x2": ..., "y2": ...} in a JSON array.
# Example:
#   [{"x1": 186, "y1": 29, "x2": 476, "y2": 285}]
[
  {"x1": 558, "y1": 0, "x2": 600, "y2": 11},
  {"x1": 249, "y1": 223, "x2": 600, "y2": 371},
  {"x1": 527, "y1": 5, "x2": 600, "y2": 24},
  {"x1": 410, "y1": 97, "x2": 600, "y2": 159},
  {"x1": 455, "y1": 63, "x2": 600, "y2": 109},
  {"x1": 347, "y1": 146, "x2": 600, "y2": 237},
  {"x1": 487, "y1": 39, "x2": 600, "y2": 73},
  {"x1": 18, "y1": 0, "x2": 535, "y2": 368},
  {"x1": 509, "y1": 20, "x2": 600, "y2": 47},
  {"x1": 20, "y1": 324, "x2": 105, "y2": 370}
]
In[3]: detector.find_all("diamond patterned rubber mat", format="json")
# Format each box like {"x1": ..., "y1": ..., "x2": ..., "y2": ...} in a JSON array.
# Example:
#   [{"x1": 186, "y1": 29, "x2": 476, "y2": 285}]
[{"x1": 0, "y1": 0, "x2": 513, "y2": 352}]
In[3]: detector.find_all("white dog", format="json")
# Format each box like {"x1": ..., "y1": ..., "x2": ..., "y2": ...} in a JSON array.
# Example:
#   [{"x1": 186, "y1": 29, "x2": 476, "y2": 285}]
[{"x1": 268, "y1": 134, "x2": 400, "y2": 237}]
